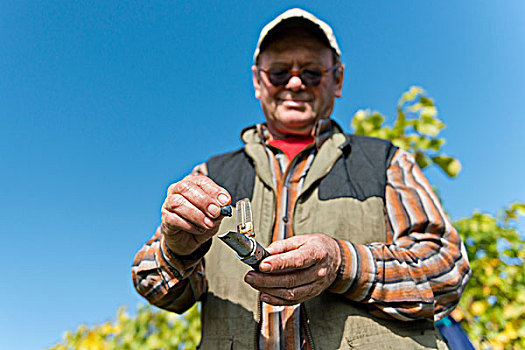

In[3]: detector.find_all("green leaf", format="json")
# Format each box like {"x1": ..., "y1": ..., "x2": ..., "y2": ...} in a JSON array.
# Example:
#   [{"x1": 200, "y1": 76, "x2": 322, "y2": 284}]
[
  {"x1": 398, "y1": 86, "x2": 424, "y2": 106},
  {"x1": 414, "y1": 115, "x2": 444, "y2": 137},
  {"x1": 414, "y1": 152, "x2": 431, "y2": 169},
  {"x1": 432, "y1": 155, "x2": 462, "y2": 177},
  {"x1": 511, "y1": 203, "x2": 525, "y2": 216},
  {"x1": 419, "y1": 96, "x2": 434, "y2": 107},
  {"x1": 429, "y1": 139, "x2": 445, "y2": 151}
]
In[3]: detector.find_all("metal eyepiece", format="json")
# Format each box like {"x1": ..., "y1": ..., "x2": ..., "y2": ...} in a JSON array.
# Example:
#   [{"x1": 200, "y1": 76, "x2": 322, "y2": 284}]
[{"x1": 220, "y1": 205, "x2": 232, "y2": 217}]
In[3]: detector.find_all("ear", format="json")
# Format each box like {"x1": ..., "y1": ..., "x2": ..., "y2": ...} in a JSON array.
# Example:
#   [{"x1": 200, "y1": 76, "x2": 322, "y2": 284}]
[
  {"x1": 252, "y1": 65, "x2": 261, "y2": 99},
  {"x1": 334, "y1": 64, "x2": 344, "y2": 98}
]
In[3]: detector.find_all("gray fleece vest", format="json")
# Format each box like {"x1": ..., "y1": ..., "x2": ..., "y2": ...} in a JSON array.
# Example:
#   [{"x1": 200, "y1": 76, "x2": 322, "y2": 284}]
[{"x1": 197, "y1": 127, "x2": 447, "y2": 350}]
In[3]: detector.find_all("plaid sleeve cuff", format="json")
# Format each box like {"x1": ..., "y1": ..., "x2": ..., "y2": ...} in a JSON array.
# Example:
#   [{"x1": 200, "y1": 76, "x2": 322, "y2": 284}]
[
  {"x1": 328, "y1": 240, "x2": 377, "y2": 302},
  {"x1": 159, "y1": 236, "x2": 212, "y2": 279}
]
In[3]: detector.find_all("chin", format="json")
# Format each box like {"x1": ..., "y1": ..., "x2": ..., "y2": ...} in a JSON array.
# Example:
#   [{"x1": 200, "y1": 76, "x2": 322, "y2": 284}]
[
  {"x1": 281, "y1": 113, "x2": 317, "y2": 127},
  {"x1": 275, "y1": 120, "x2": 316, "y2": 136},
  {"x1": 267, "y1": 109, "x2": 318, "y2": 136}
]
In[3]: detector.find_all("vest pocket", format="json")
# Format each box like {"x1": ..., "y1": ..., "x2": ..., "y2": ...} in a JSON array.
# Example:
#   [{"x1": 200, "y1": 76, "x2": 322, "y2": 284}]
[{"x1": 295, "y1": 190, "x2": 387, "y2": 245}]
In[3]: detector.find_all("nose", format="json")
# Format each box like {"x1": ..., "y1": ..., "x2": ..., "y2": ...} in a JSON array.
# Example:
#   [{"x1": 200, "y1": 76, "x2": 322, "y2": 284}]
[{"x1": 285, "y1": 75, "x2": 304, "y2": 91}]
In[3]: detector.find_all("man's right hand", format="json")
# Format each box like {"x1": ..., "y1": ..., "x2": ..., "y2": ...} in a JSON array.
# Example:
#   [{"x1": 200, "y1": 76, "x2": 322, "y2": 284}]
[{"x1": 161, "y1": 175, "x2": 231, "y2": 256}]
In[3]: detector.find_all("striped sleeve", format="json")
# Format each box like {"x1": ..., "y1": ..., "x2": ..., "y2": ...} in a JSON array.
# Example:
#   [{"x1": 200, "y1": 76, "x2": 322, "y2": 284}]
[
  {"x1": 131, "y1": 162, "x2": 210, "y2": 314},
  {"x1": 329, "y1": 149, "x2": 471, "y2": 321},
  {"x1": 131, "y1": 227, "x2": 208, "y2": 313}
]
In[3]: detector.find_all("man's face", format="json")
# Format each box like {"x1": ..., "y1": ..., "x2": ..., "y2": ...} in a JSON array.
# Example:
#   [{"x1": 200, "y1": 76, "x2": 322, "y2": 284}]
[{"x1": 252, "y1": 30, "x2": 344, "y2": 137}]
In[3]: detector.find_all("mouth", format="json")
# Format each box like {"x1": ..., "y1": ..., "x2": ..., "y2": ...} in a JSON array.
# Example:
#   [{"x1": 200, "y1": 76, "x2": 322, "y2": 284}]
[{"x1": 278, "y1": 97, "x2": 312, "y2": 108}]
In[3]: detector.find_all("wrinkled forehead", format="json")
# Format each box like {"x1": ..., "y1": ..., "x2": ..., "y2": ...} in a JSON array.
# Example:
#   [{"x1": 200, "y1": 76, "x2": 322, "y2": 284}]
[
  {"x1": 257, "y1": 23, "x2": 334, "y2": 63},
  {"x1": 258, "y1": 27, "x2": 335, "y2": 65},
  {"x1": 259, "y1": 41, "x2": 333, "y2": 67}
]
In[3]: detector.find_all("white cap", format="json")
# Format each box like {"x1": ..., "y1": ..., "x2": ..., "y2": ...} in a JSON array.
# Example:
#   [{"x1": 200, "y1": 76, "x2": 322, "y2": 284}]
[{"x1": 253, "y1": 8, "x2": 341, "y2": 64}]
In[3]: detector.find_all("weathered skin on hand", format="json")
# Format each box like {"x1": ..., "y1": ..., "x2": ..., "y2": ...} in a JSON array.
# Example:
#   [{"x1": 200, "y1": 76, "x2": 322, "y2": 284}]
[
  {"x1": 244, "y1": 233, "x2": 341, "y2": 305},
  {"x1": 161, "y1": 175, "x2": 231, "y2": 255}
]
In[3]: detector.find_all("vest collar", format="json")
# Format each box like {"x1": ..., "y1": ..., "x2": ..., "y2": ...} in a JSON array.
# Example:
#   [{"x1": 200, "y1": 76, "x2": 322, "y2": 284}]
[{"x1": 240, "y1": 118, "x2": 348, "y2": 150}]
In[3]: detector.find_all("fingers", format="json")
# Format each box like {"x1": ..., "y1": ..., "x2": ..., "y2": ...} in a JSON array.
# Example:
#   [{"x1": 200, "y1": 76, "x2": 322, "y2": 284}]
[
  {"x1": 245, "y1": 259, "x2": 330, "y2": 306},
  {"x1": 245, "y1": 268, "x2": 326, "y2": 306},
  {"x1": 244, "y1": 265, "x2": 331, "y2": 306},
  {"x1": 244, "y1": 234, "x2": 343, "y2": 305},
  {"x1": 260, "y1": 237, "x2": 321, "y2": 273},
  {"x1": 161, "y1": 175, "x2": 231, "y2": 255},
  {"x1": 166, "y1": 175, "x2": 230, "y2": 219},
  {"x1": 259, "y1": 249, "x2": 319, "y2": 273},
  {"x1": 265, "y1": 235, "x2": 306, "y2": 255},
  {"x1": 259, "y1": 281, "x2": 325, "y2": 306},
  {"x1": 161, "y1": 203, "x2": 210, "y2": 236},
  {"x1": 245, "y1": 267, "x2": 327, "y2": 289},
  {"x1": 163, "y1": 175, "x2": 230, "y2": 231},
  {"x1": 163, "y1": 190, "x2": 217, "y2": 229},
  {"x1": 259, "y1": 284, "x2": 319, "y2": 306}
]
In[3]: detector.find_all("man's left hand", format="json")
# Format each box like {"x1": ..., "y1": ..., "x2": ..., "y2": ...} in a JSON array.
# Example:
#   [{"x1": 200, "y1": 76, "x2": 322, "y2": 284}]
[{"x1": 244, "y1": 233, "x2": 341, "y2": 306}]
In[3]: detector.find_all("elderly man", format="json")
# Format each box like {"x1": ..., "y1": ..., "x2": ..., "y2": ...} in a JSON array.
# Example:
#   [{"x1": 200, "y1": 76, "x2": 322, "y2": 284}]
[{"x1": 132, "y1": 8, "x2": 470, "y2": 349}]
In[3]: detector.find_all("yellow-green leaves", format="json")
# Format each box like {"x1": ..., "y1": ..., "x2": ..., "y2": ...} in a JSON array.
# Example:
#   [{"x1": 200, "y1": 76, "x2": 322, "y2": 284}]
[
  {"x1": 431, "y1": 156, "x2": 462, "y2": 177},
  {"x1": 49, "y1": 304, "x2": 201, "y2": 350},
  {"x1": 351, "y1": 109, "x2": 387, "y2": 138},
  {"x1": 414, "y1": 113, "x2": 443, "y2": 137},
  {"x1": 398, "y1": 86, "x2": 424, "y2": 104},
  {"x1": 454, "y1": 203, "x2": 525, "y2": 349},
  {"x1": 505, "y1": 203, "x2": 525, "y2": 223},
  {"x1": 351, "y1": 86, "x2": 461, "y2": 177}
]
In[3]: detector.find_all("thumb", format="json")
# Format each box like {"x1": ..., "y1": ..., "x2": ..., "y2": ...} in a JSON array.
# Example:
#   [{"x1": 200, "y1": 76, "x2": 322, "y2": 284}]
[{"x1": 265, "y1": 235, "x2": 307, "y2": 255}]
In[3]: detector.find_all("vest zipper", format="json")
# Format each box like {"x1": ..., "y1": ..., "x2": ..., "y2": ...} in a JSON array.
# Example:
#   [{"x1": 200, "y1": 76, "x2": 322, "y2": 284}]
[
  {"x1": 301, "y1": 304, "x2": 316, "y2": 350},
  {"x1": 254, "y1": 295, "x2": 262, "y2": 350}
]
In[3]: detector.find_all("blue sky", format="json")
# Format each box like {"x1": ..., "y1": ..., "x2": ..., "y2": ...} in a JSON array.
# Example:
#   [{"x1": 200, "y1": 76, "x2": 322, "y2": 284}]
[{"x1": 1, "y1": 1, "x2": 524, "y2": 349}]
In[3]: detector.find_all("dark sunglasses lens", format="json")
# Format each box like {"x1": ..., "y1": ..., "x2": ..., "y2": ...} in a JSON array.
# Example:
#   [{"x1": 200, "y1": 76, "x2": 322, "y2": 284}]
[
  {"x1": 266, "y1": 67, "x2": 324, "y2": 86},
  {"x1": 268, "y1": 68, "x2": 291, "y2": 86},
  {"x1": 300, "y1": 68, "x2": 323, "y2": 86}
]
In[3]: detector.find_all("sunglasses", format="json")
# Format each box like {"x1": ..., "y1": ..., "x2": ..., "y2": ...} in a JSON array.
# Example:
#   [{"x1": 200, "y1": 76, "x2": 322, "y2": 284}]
[{"x1": 257, "y1": 64, "x2": 339, "y2": 87}]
